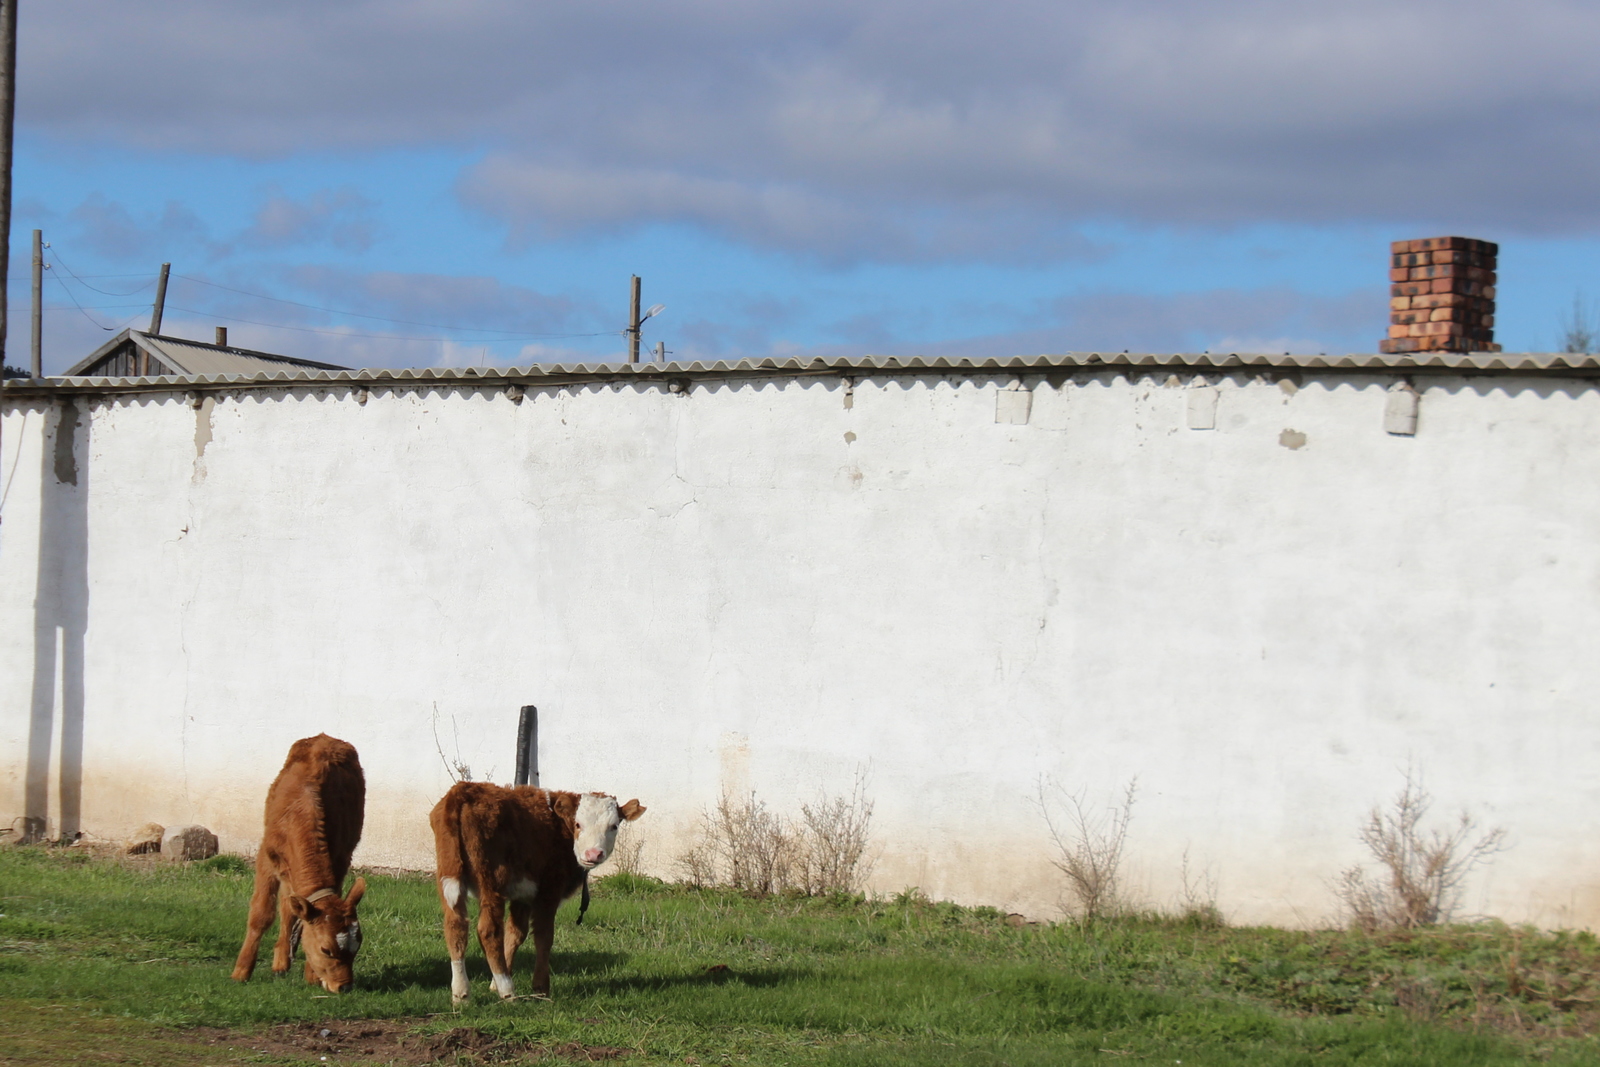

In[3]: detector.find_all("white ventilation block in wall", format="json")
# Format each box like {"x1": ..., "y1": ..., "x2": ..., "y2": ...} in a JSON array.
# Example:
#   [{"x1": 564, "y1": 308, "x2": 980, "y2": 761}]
[
  {"x1": 996, "y1": 384, "x2": 1032, "y2": 425},
  {"x1": 1384, "y1": 383, "x2": 1419, "y2": 436},
  {"x1": 1186, "y1": 386, "x2": 1219, "y2": 430}
]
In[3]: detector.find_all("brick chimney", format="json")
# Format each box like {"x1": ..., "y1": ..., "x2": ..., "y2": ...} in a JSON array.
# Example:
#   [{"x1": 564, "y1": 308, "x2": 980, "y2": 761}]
[{"x1": 1380, "y1": 237, "x2": 1500, "y2": 354}]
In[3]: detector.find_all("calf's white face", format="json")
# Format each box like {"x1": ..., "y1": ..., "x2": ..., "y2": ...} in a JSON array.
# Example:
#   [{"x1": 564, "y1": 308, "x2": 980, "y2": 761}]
[{"x1": 572, "y1": 793, "x2": 646, "y2": 868}]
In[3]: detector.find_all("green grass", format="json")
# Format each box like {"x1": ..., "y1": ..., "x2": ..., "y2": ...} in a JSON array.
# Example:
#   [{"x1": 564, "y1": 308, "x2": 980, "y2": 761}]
[{"x1": 2, "y1": 847, "x2": 1598, "y2": 1065}]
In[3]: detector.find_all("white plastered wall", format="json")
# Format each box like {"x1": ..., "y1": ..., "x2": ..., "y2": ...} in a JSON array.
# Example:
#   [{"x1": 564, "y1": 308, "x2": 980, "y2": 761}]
[{"x1": 3, "y1": 369, "x2": 1599, "y2": 928}]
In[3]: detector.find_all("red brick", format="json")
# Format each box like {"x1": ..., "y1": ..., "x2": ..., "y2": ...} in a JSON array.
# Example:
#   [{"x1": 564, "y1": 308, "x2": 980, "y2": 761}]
[
  {"x1": 1426, "y1": 250, "x2": 1495, "y2": 269},
  {"x1": 1415, "y1": 236, "x2": 1498, "y2": 255},
  {"x1": 1379, "y1": 335, "x2": 1501, "y2": 354},
  {"x1": 1407, "y1": 264, "x2": 1496, "y2": 284},
  {"x1": 1390, "y1": 296, "x2": 1412, "y2": 311},
  {"x1": 1426, "y1": 307, "x2": 1494, "y2": 328},
  {"x1": 1410, "y1": 292, "x2": 1494, "y2": 310},
  {"x1": 1426, "y1": 278, "x2": 1494, "y2": 297}
]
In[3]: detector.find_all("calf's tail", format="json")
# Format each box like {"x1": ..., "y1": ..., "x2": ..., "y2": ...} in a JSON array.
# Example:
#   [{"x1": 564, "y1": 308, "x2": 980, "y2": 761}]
[{"x1": 429, "y1": 789, "x2": 470, "y2": 907}]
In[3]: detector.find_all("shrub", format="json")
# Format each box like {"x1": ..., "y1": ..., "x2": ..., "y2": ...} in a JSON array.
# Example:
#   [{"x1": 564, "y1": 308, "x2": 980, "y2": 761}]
[
  {"x1": 1038, "y1": 776, "x2": 1137, "y2": 922},
  {"x1": 1338, "y1": 770, "x2": 1507, "y2": 931},
  {"x1": 675, "y1": 776, "x2": 875, "y2": 896}
]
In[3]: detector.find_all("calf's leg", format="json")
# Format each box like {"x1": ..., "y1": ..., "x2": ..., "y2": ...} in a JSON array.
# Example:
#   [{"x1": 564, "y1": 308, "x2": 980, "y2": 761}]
[
  {"x1": 529, "y1": 897, "x2": 560, "y2": 999},
  {"x1": 475, "y1": 892, "x2": 516, "y2": 1000},
  {"x1": 505, "y1": 900, "x2": 532, "y2": 975},
  {"x1": 272, "y1": 880, "x2": 299, "y2": 975},
  {"x1": 230, "y1": 861, "x2": 280, "y2": 981},
  {"x1": 439, "y1": 876, "x2": 473, "y2": 1003}
]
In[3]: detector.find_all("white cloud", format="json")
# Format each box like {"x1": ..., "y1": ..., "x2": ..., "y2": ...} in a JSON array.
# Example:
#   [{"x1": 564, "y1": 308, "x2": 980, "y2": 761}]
[{"x1": 22, "y1": 0, "x2": 1600, "y2": 261}]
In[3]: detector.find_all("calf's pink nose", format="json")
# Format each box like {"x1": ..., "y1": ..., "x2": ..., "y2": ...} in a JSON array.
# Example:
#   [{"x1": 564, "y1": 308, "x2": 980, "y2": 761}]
[{"x1": 583, "y1": 847, "x2": 606, "y2": 865}]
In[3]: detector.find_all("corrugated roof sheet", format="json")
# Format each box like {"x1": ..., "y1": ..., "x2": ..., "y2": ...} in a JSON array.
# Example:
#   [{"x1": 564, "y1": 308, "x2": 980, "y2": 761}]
[
  {"x1": 140, "y1": 335, "x2": 348, "y2": 377},
  {"x1": 60, "y1": 329, "x2": 348, "y2": 378},
  {"x1": 9, "y1": 349, "x2": 1600, "y2": 396}
]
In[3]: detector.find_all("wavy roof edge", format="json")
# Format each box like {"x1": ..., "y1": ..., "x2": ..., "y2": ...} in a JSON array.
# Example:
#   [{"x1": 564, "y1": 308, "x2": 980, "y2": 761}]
[{"x1": 8, "y1": 350, "x2": 1600, "y2": 392}]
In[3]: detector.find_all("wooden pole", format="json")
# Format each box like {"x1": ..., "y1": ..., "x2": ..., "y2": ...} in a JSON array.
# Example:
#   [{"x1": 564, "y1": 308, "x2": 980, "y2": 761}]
[
  {"x1": 0, "y1": 0, "x2": 17, "y2": 368},
  {"x1": 627, "y1": 275, "x2": 641, "y2": 364},
  {"x1": 29, "y1": 227, "x2": 39, "y2": 376},
  {"x1": 149, "y1": 262, "x2": 169, "y2": 335},
  {"x1": 514, "y1": 705, "x2": 539, "y2": 787}
]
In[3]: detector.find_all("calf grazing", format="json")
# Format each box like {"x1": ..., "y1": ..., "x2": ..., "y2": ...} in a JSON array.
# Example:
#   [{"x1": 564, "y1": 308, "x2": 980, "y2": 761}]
[
  {"x1": 430, "y1": 782, "x2": 645, "y2": 1001},
  {"x1": 231, "y1": 734, "x2": 367, "y2": 993}
]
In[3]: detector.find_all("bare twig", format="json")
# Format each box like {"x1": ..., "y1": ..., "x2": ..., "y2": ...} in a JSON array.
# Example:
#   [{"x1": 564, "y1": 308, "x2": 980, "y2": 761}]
[{"x1": 430, "y1": 702, "x2": 472, "y2": 783}]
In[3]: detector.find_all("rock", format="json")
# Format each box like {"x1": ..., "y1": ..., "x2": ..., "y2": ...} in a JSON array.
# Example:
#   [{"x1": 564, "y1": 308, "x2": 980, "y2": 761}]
[
  {"x1": 9, "y1": 816, "x2": 46, "y2": 845},
  {"x1": 160, "y1": 824, "x2": 218, "y2": 861},
  {"x1": 125, "y1": 823, "x2": 165, "y2": 855},
  {"x1": 1004, "y1": 912, "x2": 1028, "y2": 928}
]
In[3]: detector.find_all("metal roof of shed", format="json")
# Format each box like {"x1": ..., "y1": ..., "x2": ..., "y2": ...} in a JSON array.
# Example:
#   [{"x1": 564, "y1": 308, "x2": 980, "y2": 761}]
[{"x1": 61, "y1": 329, "x2": 349, "y2": 378}]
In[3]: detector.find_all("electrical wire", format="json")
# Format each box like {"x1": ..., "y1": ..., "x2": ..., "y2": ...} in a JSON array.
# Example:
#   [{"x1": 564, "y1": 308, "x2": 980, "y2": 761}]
[
  {"x1": 49, "y1": 249, "x2": 156, "y2": 297},
  {"x1": 18, "y1": 239, "x2": 625, "y2": 345},
  {"x1": 164, "y1": 304, "x2": 623, "y2": 344},
  {"x1": 50, "y1": 271, "x2": 120, "y2": 331},
  {"x1": 174, "y1": 273, "x2": 614, "y2": 339},
  {"x1": 42, "y1": 303, "x2": 148, "y2": 311}
]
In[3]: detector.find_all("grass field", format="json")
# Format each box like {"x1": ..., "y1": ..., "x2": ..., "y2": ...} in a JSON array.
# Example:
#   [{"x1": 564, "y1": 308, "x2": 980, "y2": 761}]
[{"x1": 2, "y1": 845, "x2": 1599, "y2": 1065}]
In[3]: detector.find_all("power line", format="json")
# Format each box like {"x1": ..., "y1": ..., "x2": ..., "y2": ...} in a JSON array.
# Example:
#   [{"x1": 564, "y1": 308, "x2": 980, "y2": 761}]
[
  {"x1": 48, "y1": 248, "x2": 156, "y2": 297},
  {"x1": 163, "y1": 304, "x2": 618, "y2": 345},
  {"x1": 174, "y1": 273, "x2": 608, "y2": 338},
  {"x1": 50, "y1": 271, "x2": 120, "y2": 331}
]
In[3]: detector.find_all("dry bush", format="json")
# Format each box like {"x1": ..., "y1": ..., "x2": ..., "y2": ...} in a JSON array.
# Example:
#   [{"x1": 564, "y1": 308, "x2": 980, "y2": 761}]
[
  {"x1": 797, "y1": 772, "x2": 876, "y2": 895},
  {"x1": 1038, "y1": 776, "x2": 1137, "y2": 922},
  {"x1": 675, "y1": 777, "x2": 875, "y2": 896},
  {"x1": 610, "y1": 820, "x2": 646, "y2": 875},
  {"x1": 1177, "y1": 847, "x2": 1224, "y2": 927},
  {"x1": 714, "y1": 791, "x2": 799, "y2": 894},
  {"x1": 1338, "y1": 770, "x2": 1507, "y2": 931},
  {"x1": 674, "y1": 835, "x2": 717, "y2": 888}
]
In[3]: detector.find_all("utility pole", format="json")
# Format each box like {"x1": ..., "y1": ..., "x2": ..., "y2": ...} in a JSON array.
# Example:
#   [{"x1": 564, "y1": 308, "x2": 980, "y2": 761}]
[
  {"x1": 28, "y1": 227, "x2": 38, "y2": 376},
  {"x1": 0, "y1": 0, "x2": 18, "y2": 367},
  {"x1": 655, "y1": 341, "x2": 665, "y2": 362},
  {"x1": 149, "y1": 262, "x2": 170, "y2": 335},
  {"x1": 627, "y1": 274, "x2": 641, "y2": 364}
]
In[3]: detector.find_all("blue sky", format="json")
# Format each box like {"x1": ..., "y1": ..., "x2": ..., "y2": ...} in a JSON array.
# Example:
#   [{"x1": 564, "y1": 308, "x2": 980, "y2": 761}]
[{"x1": 9, "y1": 0, "x2": 1600, "y2": 372}]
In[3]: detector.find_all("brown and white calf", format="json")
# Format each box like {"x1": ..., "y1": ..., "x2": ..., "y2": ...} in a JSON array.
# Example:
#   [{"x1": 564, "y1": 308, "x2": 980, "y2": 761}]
[
  {"x1": 231, "y1": 733, "x2": 368, "y2": 993},
  {"x1": 429, "y1": 782, "x2": 645, "y2": 1001}
]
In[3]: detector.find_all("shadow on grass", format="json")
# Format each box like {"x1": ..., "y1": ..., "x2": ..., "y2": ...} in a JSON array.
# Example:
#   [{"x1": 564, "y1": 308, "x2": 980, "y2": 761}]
[
  {"x1": 360, "y1": 951, "x2": 631, "y2": 994},
  {"x1": 561, "y1": 963, "x2": 810, "y2": 997}
]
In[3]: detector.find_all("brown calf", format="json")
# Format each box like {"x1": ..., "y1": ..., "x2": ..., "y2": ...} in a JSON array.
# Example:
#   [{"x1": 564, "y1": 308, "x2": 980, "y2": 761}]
[
  {"x1": 231, "y1": 734, "x2": 368, "y2": 993},
  {"x1": 429, "y1": 782, "x2": 645, "y2": 1001}
]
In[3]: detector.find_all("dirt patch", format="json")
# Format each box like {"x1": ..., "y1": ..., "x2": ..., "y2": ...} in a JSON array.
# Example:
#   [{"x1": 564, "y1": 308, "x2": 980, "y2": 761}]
[{"x1": 193, "y1": 1019, "x2": 629, "y2": 1065}]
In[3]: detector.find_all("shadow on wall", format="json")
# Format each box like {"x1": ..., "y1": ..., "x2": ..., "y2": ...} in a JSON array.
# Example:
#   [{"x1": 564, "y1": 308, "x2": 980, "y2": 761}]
[{"x1": 24, "y1": 398, "x2": 88, "y2": 842}]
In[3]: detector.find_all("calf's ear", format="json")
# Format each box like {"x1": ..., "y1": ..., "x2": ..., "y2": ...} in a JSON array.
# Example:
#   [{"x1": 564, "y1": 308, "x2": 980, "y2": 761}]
[
  {"x1": 345, "y1": 876, "x2": 367, "y2": 908},
  {"x1": 551, "y1": 792, "x2": 578, "y2": 821},
  {"x1": 619, "y1": 799, "x2": 646, "y2": 821},
  {"x1": 287, "y1": 895, "x2": 315, "y2": 920}
]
